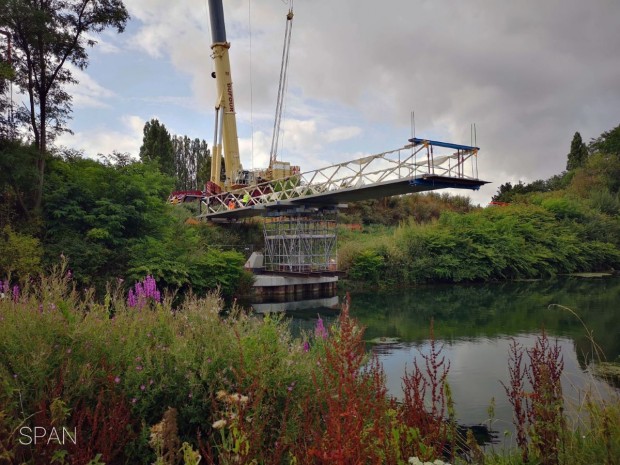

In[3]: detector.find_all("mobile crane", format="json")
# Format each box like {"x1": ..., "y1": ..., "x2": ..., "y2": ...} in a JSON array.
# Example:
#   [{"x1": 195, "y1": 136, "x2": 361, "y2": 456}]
[{"x1": 206, "y1": 0, "x2": 299, "y2": 196}]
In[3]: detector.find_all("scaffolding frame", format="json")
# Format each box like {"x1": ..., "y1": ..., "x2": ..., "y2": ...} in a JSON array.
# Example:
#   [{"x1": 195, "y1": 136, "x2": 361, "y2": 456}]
[{"x1": 263, "y1": 209, "x2": 338, "y2": 274}]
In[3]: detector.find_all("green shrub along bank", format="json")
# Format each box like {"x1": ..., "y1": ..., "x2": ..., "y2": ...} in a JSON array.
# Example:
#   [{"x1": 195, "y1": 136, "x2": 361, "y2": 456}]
[
  {"x1": 1, "y1": 272, "x2": 618, "y2": 465},
  {"x1": 340, "y1": 135, "x2": 620, "y2": 287},
  {"x1": 342, "y1": 204, "x2": 620, "y2": 287},
  {"x1": 0, "y1": 150, "x2": 259, "y2": 298}
]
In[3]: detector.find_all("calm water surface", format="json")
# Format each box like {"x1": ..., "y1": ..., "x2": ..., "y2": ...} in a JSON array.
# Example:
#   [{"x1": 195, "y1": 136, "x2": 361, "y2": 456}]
[{"x1": 280, "y1": 277, "x2": 620, "y2": 444}]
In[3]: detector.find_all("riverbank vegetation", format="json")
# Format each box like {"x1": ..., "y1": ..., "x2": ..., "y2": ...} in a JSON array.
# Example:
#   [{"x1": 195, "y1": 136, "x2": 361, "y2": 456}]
[
  {"x1": 1, "y1": 272, "x2": 618, "y2": 464},
  {"x1": 339, "y1": 126, "x2": 620, "y2": 287}
]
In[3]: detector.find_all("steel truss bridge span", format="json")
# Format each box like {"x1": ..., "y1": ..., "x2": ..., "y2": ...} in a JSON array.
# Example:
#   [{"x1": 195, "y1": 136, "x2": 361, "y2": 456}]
[{"x1": 198, "y1": 138, "x2": 489, "y2": 221}]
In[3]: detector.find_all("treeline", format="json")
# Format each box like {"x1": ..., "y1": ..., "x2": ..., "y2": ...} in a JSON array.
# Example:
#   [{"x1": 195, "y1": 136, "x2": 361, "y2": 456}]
[
  {"x1": 0, "y1": 146, "x2": 257, "y2": 296},
  {"x1": 339, "y1": 125, "x2": 620, "y2": 286},
  {"x1": 139, "y1": 118, "x2": 214, "y2": 191},
  {"x1": 340, "y1": 192, "x2": 476, "y2": 226}
]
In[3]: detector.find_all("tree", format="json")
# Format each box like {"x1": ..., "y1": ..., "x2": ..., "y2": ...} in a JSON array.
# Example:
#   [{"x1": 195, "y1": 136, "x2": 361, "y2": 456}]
[
  {"x1": 0, "y1": 0, "x2": 129, "y2": 211},
  {"x1": 589, "y1": 123, "x2": 620, "y2": 156},
  {"x1": 171, "y1": 134, "x2": 211, "y2": 190},
  {"x1": 0, "y1": 29, "x2": 15, "y2": 139},
  {"x1": 566, "y1": 131, "x2": 588, "y2": 171},
  {"x1": 0, "y1": 139, "x2": 38, "y2": 222},
  {"x1": 139, "y1": 119, "x2": 175, "y2": 177}
]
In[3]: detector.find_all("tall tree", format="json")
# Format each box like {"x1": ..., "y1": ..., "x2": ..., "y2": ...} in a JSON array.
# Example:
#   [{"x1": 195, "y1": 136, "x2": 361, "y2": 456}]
[
  {"x1": 170, "y1": 133, "x2": 210, "y2": 190},
  {"x1": 566, "y1": 131, "x2": 588, "y2": 171},
  {"x1": 0, "y1": 0, "x2": 129, "y2": 212},
  {"x1": 139, "y1": 119, "x2": 175, "y2": 177},
  {"x1": 0, "y1": 30, "x2": 15, "y2": 139},
  {"x1": 589, "y1": 123, "x2": 620, "y2": 156}
]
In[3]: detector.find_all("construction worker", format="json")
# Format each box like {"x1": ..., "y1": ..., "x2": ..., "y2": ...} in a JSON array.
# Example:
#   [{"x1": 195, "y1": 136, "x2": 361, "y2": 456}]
[
  {"x1": 242, "y1": 192, "x2": 251, "y2": 205},
  {"x1": 228, "y1": 199, "x2": 236, "y2": 210}
]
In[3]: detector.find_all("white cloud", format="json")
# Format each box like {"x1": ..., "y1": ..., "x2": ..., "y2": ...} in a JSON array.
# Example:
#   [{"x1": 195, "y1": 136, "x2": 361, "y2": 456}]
[
  {"x1": 83, "y1": 32, "x2": 121, "y2": 54},
  {"x1": 325, "y1": 126, "x2": 362, "y2": 143},
  {"x1": 56, "y1": 115, "x2": 144, "y2": 159},
  {"x1": 67, "y1": 65, "x2": 115, "y2": 109}
]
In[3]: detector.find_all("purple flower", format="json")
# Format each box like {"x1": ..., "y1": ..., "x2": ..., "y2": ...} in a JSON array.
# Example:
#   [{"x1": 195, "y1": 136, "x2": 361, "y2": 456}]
[
  {"x1": 132, "y1": 398, "x2": 137, "y2": 404},
  {"x1": 303, "y1": 341, "x2": 310, "y2": 352},
  {"x1": 136, "y1": 365, "x2": 143, "y2": 371},
  {"x1": 140, "y1": 384, "x2": 146, "y2": 391},
  {"x1": 126, "y1": 275, "x2": 162, "y2": 309},
  {"x1": 12, "y1": 285, "x2": 20, "y2": 303},
  {"x1": 114, "y1": 376, "x2": 121, "y2": 384},
  {"x1": 127, "y1": 289, "x2": 137, "y2": 308},
  {"x1": 315, "y1": 316, "x2": 328, "y2": 340}
]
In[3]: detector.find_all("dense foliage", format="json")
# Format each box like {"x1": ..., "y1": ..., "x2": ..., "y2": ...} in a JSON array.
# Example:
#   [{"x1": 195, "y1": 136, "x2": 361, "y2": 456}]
[
  {"x1": 0, "y1": 146, "x2": 255, "y2": 297},
  {"x1": 340, "y1": 125, "x2": 620, "y2": 287},
  {"x1": 0, "y1": 0, "x2": 129, "y2": 210}
]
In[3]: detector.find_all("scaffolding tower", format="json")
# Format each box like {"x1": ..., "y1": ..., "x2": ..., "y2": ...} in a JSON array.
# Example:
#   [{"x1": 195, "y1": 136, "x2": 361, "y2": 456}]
[{"x1": 263, "y1": 208, "x2": 338, "y2": 274}]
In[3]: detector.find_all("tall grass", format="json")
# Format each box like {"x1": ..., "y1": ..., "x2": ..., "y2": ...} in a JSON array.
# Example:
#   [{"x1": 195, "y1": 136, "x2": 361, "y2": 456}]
[{"x1": 1, "y1": 267, "x2": 618, "y2": 464}]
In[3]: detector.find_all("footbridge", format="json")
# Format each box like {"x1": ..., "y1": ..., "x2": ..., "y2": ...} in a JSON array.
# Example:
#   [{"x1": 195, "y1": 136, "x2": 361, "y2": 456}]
[
  {"x1": 197, "y1": 137, "x2": 489, "y2": 222},
  {"x1": 196, "y1": 137, "x2": 488, "y2": 285}
]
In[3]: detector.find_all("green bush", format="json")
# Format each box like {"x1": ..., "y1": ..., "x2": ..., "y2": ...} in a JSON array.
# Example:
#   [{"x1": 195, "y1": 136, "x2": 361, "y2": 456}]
[{"x1": 0, "y1": 225, "x2": 42, "y2": 279}]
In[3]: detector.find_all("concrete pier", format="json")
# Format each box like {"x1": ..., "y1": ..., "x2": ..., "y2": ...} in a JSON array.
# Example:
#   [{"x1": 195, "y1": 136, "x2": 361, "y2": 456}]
[
  {"x1": 246, "y1": 251, "x2": 339, "y2": 302},
  {"x1": 252, "y1": 273, "x2": 338, "y2": 302}
]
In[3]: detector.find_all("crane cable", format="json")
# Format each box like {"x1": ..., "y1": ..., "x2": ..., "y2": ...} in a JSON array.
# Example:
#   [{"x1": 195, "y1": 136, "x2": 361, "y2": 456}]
[{"x1": 269, "y1": 4, "x2": 294, "y2": 169}]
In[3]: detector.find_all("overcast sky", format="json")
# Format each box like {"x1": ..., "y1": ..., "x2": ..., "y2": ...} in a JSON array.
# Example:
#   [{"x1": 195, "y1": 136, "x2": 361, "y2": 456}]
[{"x1": 54, "y1": 0, "x2": 620, "y2": 204}]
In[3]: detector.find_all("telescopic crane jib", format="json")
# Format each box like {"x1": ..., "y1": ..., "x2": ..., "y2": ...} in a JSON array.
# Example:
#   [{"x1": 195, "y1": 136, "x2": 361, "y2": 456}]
[
  {"x1": 207, "y1": 0, "x2": 243, "y2": 191},
  {"x1": 206, "y1": 0, "x2": 299, "y2": 195}
]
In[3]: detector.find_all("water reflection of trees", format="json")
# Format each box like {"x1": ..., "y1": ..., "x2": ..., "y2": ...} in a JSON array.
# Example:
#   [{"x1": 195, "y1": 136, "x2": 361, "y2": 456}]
[{"x1": 347, "y1": 278, "x2": 620, "y2": 366}]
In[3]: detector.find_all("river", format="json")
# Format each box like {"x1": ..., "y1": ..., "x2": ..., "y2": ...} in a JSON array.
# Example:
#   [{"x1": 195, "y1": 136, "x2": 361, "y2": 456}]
[{"x1": 273, "y1": 276, "x2": 620, "y2": 446}]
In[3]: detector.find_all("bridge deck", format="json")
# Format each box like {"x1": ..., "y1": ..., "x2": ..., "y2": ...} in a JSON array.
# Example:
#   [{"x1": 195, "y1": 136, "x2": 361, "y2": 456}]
[
  {"x1": 197, "y1": 140, "x2": 489, "y2": 221},
  {"x1": 201, "y1": 175, "x2": 488, "y2": 221}
]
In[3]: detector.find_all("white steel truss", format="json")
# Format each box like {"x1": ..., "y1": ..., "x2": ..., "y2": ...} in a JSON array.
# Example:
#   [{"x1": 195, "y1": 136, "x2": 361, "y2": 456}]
[{"x1": 200, "y1": 141, "x2": 479, "y2": 216}]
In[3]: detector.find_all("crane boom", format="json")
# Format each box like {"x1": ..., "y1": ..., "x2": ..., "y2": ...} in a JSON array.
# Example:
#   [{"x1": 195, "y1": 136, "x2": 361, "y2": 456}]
[{"x1": 208, "y1": 0, "x2": 243, "y2": 189}]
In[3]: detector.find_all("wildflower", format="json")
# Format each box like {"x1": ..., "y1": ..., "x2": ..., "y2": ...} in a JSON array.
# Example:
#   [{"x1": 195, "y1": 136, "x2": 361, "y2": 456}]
[
  {"x1": 49, "y1": 303, "x2": 56, "y2": 311},
  {"x1": 212, "y1": 419, "x2": 227, "y2": 429},
  {"x1": 216, "y1": 390, "x2": 228, "y2": 401},
  {"x1": 114, "y1": 376, "x2": 121, "y2": 384},
  {"x1": 12, "y1": 284, "x2": 20, "y2": 303},
  {"x1": 149, "y1": 379, "x2": 154, "y2": 385},
  {"x1": 127, "y1": 289, "x2": 137, "y2": 308},
  {"x1": 188, "y1": 392, "x2": 193, "y2": 399},
  {"x1": 315, "y1": 316, "x2": 328, "y2": 339},
  {"x1": 66, "y1": 348, "x2": 72, "y2": 354},
  {"x1": 303, "y1": 341, "x2": 310, "y2": 352},
  {"x1": 136, "y1": 365, "x2": 143, "y2": 371},
  {"x1": 140, "y1": 384, "x2": 146, "y2": 391},
  {"x1": 127, "y1": 275, "x2": 161, "y2": 309},
  {"x1": 132, "y1": 398, "x2": 137, "y2": 404}
]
